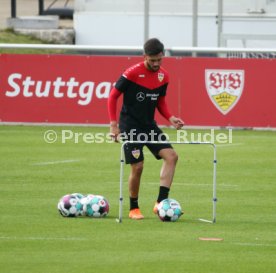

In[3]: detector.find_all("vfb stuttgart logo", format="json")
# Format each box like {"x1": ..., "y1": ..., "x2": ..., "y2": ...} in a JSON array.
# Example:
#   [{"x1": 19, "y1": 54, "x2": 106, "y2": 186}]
[{"x1": 205, "y1": 69, "x2": 245, "y2": 115}]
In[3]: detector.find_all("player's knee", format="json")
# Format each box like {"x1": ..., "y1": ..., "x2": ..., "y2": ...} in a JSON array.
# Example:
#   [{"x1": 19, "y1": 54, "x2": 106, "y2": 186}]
[
  {"x1": 171, "y1": 151, "x2": 178, "y2": 164},
  {"x1": 131, "y1": 161, "x2": 144, "y2": 175},
  {"x1": 166, "y1": 150, "x2": 178, "y2": 165},
  {"x1": 159, "y1": 149, "x2": 178, "y2": 164}
]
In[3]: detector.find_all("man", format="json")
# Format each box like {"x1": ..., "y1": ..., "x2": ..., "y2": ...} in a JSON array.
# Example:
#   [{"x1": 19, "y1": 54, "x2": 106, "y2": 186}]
[{"x1": 108, "y1": 38, "x2": 184, "y2": 220}]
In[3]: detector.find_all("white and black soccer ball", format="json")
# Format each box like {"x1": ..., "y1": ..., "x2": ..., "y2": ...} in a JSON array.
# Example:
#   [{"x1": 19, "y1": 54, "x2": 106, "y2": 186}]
[
  {"x1": 157, "y1": 198, "x2": 183, "y2": 222},
  {"x1": 57, "y1": 194, "x2": 84, "y2": 217},
  {"x1": 83, "y1": 195, "x2": 109, "y2": 218}
]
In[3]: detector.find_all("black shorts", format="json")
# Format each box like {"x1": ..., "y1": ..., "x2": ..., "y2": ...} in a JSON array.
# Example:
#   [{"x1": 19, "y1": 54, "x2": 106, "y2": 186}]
[{"x1": 120, "y1": 125, "x2": 173, "y2": 164}]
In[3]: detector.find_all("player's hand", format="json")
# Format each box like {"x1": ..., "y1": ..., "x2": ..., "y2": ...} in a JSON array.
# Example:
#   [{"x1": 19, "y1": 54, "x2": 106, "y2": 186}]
[
  {"x1": 109, "y1": 122, "x2": 120, "y2": 142},
  {"x1": 169, "y1": 116, "x2": 185, "y2": 129}
]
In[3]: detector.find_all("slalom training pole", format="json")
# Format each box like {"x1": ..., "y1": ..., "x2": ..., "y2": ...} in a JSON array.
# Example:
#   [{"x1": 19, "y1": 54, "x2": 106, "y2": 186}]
[
  {"x1": 212, "y1": 144, "x2": 217, "y2": 223},
  {"x1": 116, "y1": 143, "x2": 126, "y2": 223}
]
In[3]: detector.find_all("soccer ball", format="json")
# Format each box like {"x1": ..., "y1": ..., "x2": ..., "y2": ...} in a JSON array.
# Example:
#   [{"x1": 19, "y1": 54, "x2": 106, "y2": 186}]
[
  {"x1": 79, "y1": 194, "x2": 94, "y2": 211},
  {"x1": 57, "y1": 194, "x2": 84, "y2": 217},
  {"x1": 83, "y1": 195, "x2": 109, "y2": 218},
  {"x1": 71, "y1": 192, "x2": 85, "y2": 200},
  {"x1": 157, "y1": 198, "x2": 183, "y2": 222}
]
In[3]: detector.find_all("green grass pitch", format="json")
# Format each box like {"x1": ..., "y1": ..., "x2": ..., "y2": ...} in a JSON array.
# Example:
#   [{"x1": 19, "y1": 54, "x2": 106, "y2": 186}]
[{"x1": 0, "y1": 125, "x2": 275, "y2": 273}]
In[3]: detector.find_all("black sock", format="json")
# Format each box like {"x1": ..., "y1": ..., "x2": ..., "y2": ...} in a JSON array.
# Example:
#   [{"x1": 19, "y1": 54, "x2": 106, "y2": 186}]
[
  {"x1": 130, "y1": 197, "x2": 139, "y2": 210},
  {"x1": 157, "y1": 186, "x2": 170, "y2": 203}
]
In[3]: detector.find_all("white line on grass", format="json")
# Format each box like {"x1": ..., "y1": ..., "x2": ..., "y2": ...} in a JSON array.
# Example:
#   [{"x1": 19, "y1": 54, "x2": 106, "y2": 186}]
[
  {"x1": 216, "y1": 143, "x2": 243, "y2": 147},
  {"x1": 171, "y1": 183, "x2": 213, "y2": 187},
  {"x1": 147, "y1": 182, "x2": 238, "y2": 187},
  {"x1": 31, "y1": 159, "x2": 81, "y2": 166},
  {"x1": 0, "y1": 236, "x2": 86, "y2": 241},
  {"x1": 232, "y1": 242, "x2": 276, "y2": 247}
]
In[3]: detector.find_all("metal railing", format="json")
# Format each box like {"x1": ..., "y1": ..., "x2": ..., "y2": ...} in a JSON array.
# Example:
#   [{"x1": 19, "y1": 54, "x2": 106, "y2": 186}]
[{"x1": 1, "y1": 43, "x2": 276, "y2": 57}]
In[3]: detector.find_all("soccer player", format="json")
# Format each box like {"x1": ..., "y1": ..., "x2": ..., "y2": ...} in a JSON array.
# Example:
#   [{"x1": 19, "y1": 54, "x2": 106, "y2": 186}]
[{"x1": 108, "y1": 38, "x2": 184, "y2": 220}]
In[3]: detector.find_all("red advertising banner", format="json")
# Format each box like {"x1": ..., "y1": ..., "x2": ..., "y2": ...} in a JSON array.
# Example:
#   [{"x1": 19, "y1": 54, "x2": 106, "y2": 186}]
[
  {"x1": 0, "y1": 54, "x2": 275, "y2": 128},
  {"x1": 173, "y1": 58, "x2": 276, "y2": 128}
]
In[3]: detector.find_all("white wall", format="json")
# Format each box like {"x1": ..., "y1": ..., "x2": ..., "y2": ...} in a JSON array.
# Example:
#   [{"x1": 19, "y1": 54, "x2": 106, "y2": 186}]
[
  {"x1": 74, "y1": 0, "x2": 276, "y2": 47},
  {"x1": 74, "y1": 13, "x2": 219, "y2": 47},
  {"x1": 74, "y1": 0, "x2": 276, "y2": 14}
]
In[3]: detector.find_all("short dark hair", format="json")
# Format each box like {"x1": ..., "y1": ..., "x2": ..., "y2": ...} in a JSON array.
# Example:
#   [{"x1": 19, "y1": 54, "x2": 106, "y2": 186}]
[{"x1": 143, "y1": 38, "x2": 164, "y2": 56}]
